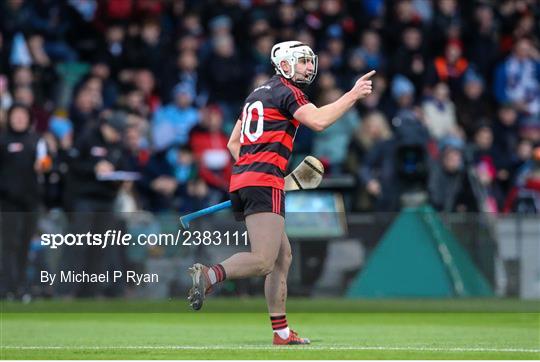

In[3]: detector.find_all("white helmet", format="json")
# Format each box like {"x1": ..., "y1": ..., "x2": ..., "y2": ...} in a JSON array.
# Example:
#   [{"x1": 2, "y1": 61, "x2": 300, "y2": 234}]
[{"x1": 270, "y1": 41, "x2": 318, "y2": 85}]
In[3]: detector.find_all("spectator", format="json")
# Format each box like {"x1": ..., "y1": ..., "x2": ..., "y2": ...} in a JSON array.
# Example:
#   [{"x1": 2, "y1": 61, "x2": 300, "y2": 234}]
[
  {"x1": 64, "y1": 110, "x2": 130, "y2": 211},
  {"x1": 455, "y1": 69, "x2": 491, "y2": 137},
  {"x1": 466, "y1": 3, "x2": 499, "y2": 82},
  {"x1": 504, "y1": 145, "x2": 540, "y2": 213},
  {"x1": 468, "y1": 124, "x2": 504, "y2": 210},
  {"x1": 471, "y1": 124, "x2": 497, "y2": 164},
  {"x1": 428, "y1": 137, "x2": 471, "y2": 212},
  {"x1": 511, "y1": 139, "x2": 535, "y2": 184},
  {"x1": 475, "y1": 157, "x2": 503, "y2": 213},
  {"x1": 65, "y1": 0, "x2": 101, "y2": 60},
  {"x1": 312, "y1": 71, "x2": 338, "y2": 104},
  {"x1": 13, "y1": 85, "x2": 50, "y2": 133},
  {"x1": 359, "y1": 132, "x2": 400, "y2": 212},
  {"x1": 426, "y1": 40, "x2": 469, "y2": 97},
  {"x1": 492, "y1": 104, "x2": 520, "y2": 185},
  {"x1": 124, "y1": 117, "x2": 150, "y2": 174},
  {"x1": 359, "y1": 111, "x2": 429, "y2": 211},
  {"x1": 200, "y1": 34, "x2": 249, "y2": 123},
  {"x1": 89, "y1": 60, "x2": 118, "y2": 108},
  {"x1": 0, "y1": 0, "x2": 32, "y2": 38},
  {"x1": 119, "y1": 85, "x2": 149, "y2": 119},
  {"x1": 518, "y1": 116, "x2": 540, "y2": 144},
  {"x1": 132, "y1": 68, "x2": 160, "y2": 113},
  {"x1": 325, "y1": 32, "x2": 346, "y2": 74},
  {"x1": 343, "y1": 30, "x2": 384, "y2": 90},
  {"x1": 141, "y1": 144, "x2": 198, "y2": 212},
  {"x1": 199, "y1": 15, "x2": 233, "y2": 62},
  {"x1": 357, "y1": 72, "x2": 393, "y2": 117},
  {"x1": 430, "y1": 0, "x2": 462, "y2": 56},
  {"x1": 69, "y1": 84, "x2": 101, "y2": 138},
  {"x1": 389, "y1": 74, "x2": 424, "y2": 131},
  {"x1": 493, "y1": 37, "x2": 540, "y2": 117},
  {"x1": 180, "y1": 12, "x2": 204, "y2": 38},
  {"x1": 175, "y1": 34, "x2": 200, "y2": 55},
  {"x1": 391, "y1": 26, "x2": 427, "y2": 96},
  {"x1": 275, "y1": 2, "x2": 301, "y2": 38},
  {"x1": 313, "y1": 87, "x2": 361, "y2": 173},
  {"x1": 422, "y1": 82, "x2": 458, "y2": 139},
  {"x1": 60, "y1": 111, "x2": 130, "y2": 297},
  {"x1": 384, "y1": 0, "x2": 423, "y2": 53},
  {"x1": 160, "y1": 50, "x2": 201, "y2": 105},
  {"x1": 133, "y1": 18, "x2": 168, "y2": 75},
  {"x1": 42, "y1": 112, "x2": 73, "y2": 209},
  {"x1": 151, "y1": 82, "x2": 199, "y2": 151},
  {"x1": 97, "y1": 22, "x2": 128, "y2": 78},
  {"x1": 346, "y1": 111, "x2": 392, "y2": 211},
  {"x1": 28, "y1": 0, "x2": 78, "y2": 62},
  {"x1": 10, "y1": 65, "x2": 33, "y2": 89},
  {"x1": 189, "y1": 104, "x2": 232, "y2": 195},
  {"x1": 122, "y1": 119, "x2": 150, "y2": 208},
  {"x1": 0, "y1": 104, "x2": 48, "y2": 299},
  {"x1": 355, "y1": 30, "x2": 385, "y2": 73},
  {"x1": 250, "y1": 32, "x2": 275, "y2": 76}
]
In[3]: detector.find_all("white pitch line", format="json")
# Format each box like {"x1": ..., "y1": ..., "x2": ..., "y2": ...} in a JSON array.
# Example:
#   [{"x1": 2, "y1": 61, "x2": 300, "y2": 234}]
[{"x1": 2, "y1": 345, "x2": 540, "y2": 353}]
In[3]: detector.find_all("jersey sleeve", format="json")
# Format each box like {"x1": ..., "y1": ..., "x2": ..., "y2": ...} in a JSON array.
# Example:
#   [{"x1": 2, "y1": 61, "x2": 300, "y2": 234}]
[{"x1": 274, "y1": 82, "x2": 310, "y2": 117}]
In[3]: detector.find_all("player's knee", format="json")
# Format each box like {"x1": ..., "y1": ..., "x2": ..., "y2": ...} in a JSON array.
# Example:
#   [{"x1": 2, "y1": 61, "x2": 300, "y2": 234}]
[
  {"x1": 275, "y1": 251, "x2": 292, "y2": 271},
  {"x1": 260, "y1": 261, "x2": 276, "y2": 276},
  {"x1": 254, "y1": 256, "x2": 275, "y2": 276}
]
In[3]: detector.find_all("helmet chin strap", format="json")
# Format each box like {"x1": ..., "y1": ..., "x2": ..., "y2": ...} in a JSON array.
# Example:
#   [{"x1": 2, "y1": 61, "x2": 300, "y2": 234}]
[
  {"x1": 291, "y1": 77, "x2": 310, "y2": 89},
  {"x1": 291, "y1": 71, "x2": 314, "y2": 88},
  {"x1": 279, "y1": 59, "x2": 295, "y2": 80},
  {"x1": 279, "y1": 60, "x2": 312, "y2": 88}
]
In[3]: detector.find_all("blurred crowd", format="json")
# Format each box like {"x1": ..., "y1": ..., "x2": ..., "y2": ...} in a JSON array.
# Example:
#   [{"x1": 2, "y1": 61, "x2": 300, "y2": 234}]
[
  {"x1": 1, "y1": 0, "x2": 540, "y2": 300},
  {"x1": 1, "y1": 0, "x2": 540, "y2": 217}
]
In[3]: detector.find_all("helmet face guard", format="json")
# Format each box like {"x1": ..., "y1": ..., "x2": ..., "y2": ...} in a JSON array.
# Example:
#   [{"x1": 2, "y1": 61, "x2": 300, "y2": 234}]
[
  {"x1": 290, "y1": 50, "x2": 318, "y2": 85},
  {"x1": 271, "y1": 41, "x2": 318, "y2": 85}
]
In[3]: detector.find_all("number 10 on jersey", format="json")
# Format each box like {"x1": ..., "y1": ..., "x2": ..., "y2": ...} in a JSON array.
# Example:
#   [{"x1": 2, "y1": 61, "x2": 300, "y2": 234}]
[{"x1": 240, "y1": 101, "x2": 264, "y2": 143}]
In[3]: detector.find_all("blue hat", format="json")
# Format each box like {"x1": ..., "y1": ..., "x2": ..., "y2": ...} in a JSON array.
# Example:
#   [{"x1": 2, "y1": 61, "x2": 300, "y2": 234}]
[
  {"x1": 439, "y1": 136, "x2": 464, "y2": 152},
  {"x1": 209, "y1": 15, "x2": 232, "y2": 31},
  {"x1": 172, "y1": 82, "x2": 195, "y2": 99},
  {"x1": 464, "y1": 69, "x2": 484, "y2": 86},
  {"x1": 391, "y1": 75, "x2": 415, "y2": 99},
  {"x1": 327, "y1": 24, "x2": 343, "y2": 39},
  {"x1": 49, "y1": 116, "x2": 73, "y2": 139}
]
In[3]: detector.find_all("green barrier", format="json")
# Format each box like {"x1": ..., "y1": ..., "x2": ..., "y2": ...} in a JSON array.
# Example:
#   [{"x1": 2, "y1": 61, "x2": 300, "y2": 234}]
[{"x1": 347, "y1": 206, "x2": 493, "y2": 298}]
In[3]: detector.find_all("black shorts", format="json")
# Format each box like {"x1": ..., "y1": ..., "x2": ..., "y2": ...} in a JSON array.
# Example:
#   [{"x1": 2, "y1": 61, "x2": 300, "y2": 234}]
[{"x1": 230, "y1": 186, "x2": 285, "y2": 221}]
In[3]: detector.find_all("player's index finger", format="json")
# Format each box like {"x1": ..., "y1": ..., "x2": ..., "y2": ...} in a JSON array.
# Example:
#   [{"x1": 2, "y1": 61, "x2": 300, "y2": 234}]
[{"x1": 359, "y1": 70, "x2": 376, "y2": 81}]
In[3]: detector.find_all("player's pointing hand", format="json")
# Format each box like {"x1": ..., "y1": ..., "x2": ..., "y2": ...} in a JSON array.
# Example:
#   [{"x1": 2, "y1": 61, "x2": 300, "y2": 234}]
[{"x1": 352, "y1": 70, "x2": 376, "y2": 100}]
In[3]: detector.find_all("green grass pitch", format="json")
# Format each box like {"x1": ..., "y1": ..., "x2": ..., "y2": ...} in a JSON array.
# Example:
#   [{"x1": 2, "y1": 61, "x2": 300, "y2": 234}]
[{"x1": 1, "y1": 298, "x2": 539, "y2": 359}]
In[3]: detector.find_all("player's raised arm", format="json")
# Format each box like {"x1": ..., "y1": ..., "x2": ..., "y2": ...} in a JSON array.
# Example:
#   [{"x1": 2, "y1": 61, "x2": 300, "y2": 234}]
[
  {"x1": 227, "y1": 119, "x2": 242, "y2": 161},
  {"x1": 294, "y1": 70, "x2": 375, "y2": 132}
]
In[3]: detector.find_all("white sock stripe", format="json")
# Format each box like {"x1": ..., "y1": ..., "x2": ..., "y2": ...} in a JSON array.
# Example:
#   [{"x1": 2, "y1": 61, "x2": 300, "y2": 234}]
[
  {"x1": 274, "y1": 326, "x2": 290, "y2": 339},
  {"x1": 207, "y1": 268, "x2": 217, "y2": 285}
]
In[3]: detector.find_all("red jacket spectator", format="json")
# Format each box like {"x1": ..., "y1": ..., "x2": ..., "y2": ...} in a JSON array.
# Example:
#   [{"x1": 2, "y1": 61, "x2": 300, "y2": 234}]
[
  {"x1": 189, "y1": 105, "x2": 232, "y2": 191},
  {"x1": 427, "y1": 40, "x2": 469, "y2": 97}
]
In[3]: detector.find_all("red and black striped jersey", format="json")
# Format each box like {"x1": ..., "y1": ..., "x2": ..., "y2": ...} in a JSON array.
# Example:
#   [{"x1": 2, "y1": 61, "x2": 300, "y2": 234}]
[{"x1": 229, "y1": 75, "x2": 310, "y2": 192}]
